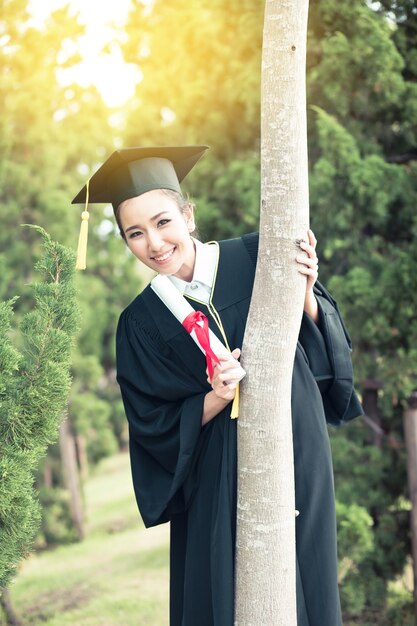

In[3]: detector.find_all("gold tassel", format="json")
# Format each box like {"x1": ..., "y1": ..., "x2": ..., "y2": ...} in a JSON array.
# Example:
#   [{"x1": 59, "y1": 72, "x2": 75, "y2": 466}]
[
  {"x1": 75, "y1": 179, "x2": 90, "y2": 270},
  {"x1": 206, "y1": 299, "x2": 241, "y2": 418},
  {"x1": 230, "y1": 382, "x2": 240, "y2": 419}
]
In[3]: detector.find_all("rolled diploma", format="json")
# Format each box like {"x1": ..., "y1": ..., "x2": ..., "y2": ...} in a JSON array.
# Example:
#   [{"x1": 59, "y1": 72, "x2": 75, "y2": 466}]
[{"x1": 151, "y1": 274, "x2": 246, "y2": 383}]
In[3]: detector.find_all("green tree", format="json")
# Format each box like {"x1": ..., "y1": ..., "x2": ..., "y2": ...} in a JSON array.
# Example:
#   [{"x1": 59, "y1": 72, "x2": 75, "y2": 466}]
[
  {"x1": 0, "y1": 228, "x2": 80, "y2": 588},
  {"x1": 307, "y1": 2, "x2": 417, "y2": 621},
  {"x1": 0, "y1": 1, "x2": 112, "y2": 290},
  {"x1": 121, "y1": 0, "x2": 263, "y2": 240},
  {"x1": 120, "y1": 0, "x2": 417, "y2": 621},
  {"x1": 1, "y1": 0, "x2": 415, "y2": 621},
  {"x1": 0, "y1": 1, "x2": 140, "y2": 540}
]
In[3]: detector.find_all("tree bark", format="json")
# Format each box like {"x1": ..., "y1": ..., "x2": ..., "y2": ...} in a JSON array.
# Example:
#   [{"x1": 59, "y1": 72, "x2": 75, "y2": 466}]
[
  {"x1": 362, "y1": 378, "x2": 384, "y2": 447},
  {"x1": 74, "y1": 434, "x2": 89, "y2": 481},
  {"x1": 0, "y1": 587, "x2": 22, "y2": 626},
  {"x1": 235, "y1": 1, "x2": 310, "y2": 624},
  {"x1": 43, "y1": 459, "x2": 53, "y2": 488},
  {"x1": 404, "y1": 391, "x2": 417, "y2": 620},
  {"x1": 59, "y1": 418, "x2": 85, "y2": 540}
]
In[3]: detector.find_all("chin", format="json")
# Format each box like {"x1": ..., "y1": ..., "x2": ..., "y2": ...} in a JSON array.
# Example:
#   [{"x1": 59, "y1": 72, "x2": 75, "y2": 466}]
[{"x1": 156, "y1": 264, "x2": 179, "y2": 276}]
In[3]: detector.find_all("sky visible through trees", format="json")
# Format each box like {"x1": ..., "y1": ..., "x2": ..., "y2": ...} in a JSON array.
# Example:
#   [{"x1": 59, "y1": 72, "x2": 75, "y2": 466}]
[{"x1": 1, "y1": 0, "x2": 417, "y2": 623}]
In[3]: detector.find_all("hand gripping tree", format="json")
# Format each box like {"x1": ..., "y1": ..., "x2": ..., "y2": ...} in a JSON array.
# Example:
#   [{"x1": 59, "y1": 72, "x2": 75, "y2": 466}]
[
  {"x1": 235, "y1": 1, "x2": 310, "y2": 624},
  {"x1": 0, "y1": 227, "x2": 80, "y2": 598}
]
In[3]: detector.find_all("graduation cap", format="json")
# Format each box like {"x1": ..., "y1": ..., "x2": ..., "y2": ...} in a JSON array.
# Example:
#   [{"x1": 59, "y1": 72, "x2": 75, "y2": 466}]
[{"x1": 72, "y1": 145, "x2": 209, "y2": 270}]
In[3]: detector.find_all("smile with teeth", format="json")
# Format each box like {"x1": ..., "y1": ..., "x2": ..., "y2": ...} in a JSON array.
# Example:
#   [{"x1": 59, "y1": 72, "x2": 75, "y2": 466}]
[{"x1": 152, "y1": 247, "x2": 176, "y2": 263}]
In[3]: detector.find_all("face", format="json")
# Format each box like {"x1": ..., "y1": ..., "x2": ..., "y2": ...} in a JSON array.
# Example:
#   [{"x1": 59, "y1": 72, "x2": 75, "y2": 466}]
[{"x1": 118, "y1": 189, "x2": 196, "y2": 281}]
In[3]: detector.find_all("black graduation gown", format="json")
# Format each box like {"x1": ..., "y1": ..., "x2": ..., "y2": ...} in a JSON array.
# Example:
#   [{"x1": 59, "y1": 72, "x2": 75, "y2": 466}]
[{"x1": 116, "y1": 232, "x2": 363, "y2": 626}]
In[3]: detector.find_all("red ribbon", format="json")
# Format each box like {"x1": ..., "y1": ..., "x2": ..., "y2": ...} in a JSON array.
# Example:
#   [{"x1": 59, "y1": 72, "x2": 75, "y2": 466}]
[{"x1": 182, "y1": 310, "x2": 220, "y2": 379}]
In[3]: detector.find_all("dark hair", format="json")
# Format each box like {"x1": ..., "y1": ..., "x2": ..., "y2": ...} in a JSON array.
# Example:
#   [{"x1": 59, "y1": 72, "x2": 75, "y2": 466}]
[{"x1": 115, "y1": 189, "x2": 198, "y2": 241}]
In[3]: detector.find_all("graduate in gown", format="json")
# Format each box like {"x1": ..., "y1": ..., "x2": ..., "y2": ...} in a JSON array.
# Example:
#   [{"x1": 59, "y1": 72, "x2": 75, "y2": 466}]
[{"x1": 73, "y1": 145, "x2": 364, "y2": 626}]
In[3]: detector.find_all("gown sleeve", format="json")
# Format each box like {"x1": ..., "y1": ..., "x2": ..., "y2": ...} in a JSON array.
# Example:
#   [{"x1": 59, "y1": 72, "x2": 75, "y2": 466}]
[
  {"x1": 116, "y1": 305, "x2": 208, "y2": 528},
  {"x1": 242, "y1": 231, "x2": 363, "y2": 426},
  {"x1": 298, "y1": 281, "x2": 363, "y2": 426}
]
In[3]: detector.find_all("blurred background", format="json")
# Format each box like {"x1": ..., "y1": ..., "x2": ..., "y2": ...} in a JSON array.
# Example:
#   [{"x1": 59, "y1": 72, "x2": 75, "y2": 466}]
[{"x1": 1, "y1": 0, "x2": 417, "y2": 624}]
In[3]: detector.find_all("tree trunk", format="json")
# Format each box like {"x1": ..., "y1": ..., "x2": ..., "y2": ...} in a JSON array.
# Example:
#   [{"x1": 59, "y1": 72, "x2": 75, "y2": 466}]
[
  {"x1": 59, "y1": 418, "x2": 85, "y2": 540},
  {"x1": 0, "y1": 587, "x2": 22, "y2": 626},
  {"x1": 404, "y1": 391, "x2": 417, "y2": 620},
  {"x1": 235, "y1": 1, "x2": 310, "y2": 624},
  {"x1": 74, "y1": 434, "x2": 89, "y2": 481},
  {"x1": 43, "y1": 459, "x2": 53, "y2": 488},
  {"x1": 362, "y1": 378, "x2": 384, "y2": 447}
]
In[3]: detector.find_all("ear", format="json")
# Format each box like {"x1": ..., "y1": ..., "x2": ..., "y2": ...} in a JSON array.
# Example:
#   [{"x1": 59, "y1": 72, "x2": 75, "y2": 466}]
[{"x1": 184, "y1": 203, "x2": 195, "y2": 232}]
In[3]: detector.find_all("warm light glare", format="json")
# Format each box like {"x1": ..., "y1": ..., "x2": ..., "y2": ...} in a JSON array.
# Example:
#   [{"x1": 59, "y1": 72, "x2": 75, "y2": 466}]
[{"x1": 28, "y1": 0, "x2": 143, "y2": 107}]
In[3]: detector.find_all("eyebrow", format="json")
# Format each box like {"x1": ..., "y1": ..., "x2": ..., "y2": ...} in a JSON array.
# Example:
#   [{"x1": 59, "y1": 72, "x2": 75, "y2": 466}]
[{"x1": 125, "y1": 211, "x2": 169, "y2": 233}]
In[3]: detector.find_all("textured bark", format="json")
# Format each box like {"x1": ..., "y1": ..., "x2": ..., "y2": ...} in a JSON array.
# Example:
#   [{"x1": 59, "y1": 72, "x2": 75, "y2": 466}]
[
  {"x1": 59, "y1": 418, "x2": 85, "y2": 540},
  {"x1": 235, "y1": 1, "x2": 310, "y2": 624},
  {"x1": 43, "y1": 460, "x2": 53, "y2": 488},
  {"x1": 404, "y1": 391, "x2": 417, "y2": 620},
  {"x1": 362, "y1": 380, "x2": 383, "y2": 447},
  {"x1": 74, "y1": 434, "x2": 89, "y2": 481},
  {"x1": 0, "y1": 587, "x2": 22, "y2": 626}
]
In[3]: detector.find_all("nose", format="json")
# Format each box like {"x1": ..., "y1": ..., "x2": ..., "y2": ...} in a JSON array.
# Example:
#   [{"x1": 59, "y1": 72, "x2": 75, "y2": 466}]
[{"x1": 146, "y1": 229, "x2": 164, "y2": 253}]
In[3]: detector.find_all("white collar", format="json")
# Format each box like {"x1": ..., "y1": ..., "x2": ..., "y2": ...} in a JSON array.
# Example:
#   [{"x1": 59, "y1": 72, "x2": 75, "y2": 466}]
[{"x1": 168, "y1": 238, "x2": 217, "y2": 294}]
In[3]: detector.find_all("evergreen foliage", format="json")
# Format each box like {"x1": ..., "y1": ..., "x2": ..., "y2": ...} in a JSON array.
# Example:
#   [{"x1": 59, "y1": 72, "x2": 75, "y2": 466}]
[
  {"x1": 0, "y1": 1, "x2": 137, "y2": 545},
  {"x1": 1, "y1": 0, "x2": 416, "y2": 621},
  {"x1": 120, "y1": 0, "x2": 416, "y2": 620},
  {"x1": 121, "y1": 0, "x2": 263, "y2": 241},
  {"x1": 0, "y1": 227, "x2": 80, "y2": 588},
  {"x1": 306, "y1": 5, "x2": 417, "y2": 619}
]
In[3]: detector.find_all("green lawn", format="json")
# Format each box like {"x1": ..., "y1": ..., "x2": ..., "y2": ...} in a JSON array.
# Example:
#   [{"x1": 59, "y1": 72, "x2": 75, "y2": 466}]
[
  {"x1": 6, "y1": 453, "x2": 169, "y2": 626},
  {"x1": 5, "y1": 452, "x2": 413, "y2": 625}
]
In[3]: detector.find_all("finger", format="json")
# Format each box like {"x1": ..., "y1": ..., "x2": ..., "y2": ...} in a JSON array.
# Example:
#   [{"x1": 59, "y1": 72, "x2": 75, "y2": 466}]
[
  {"x1": 216, "y1": 352, "x2": 230, "y2": 365},
  {"x1": 231, "y1": 348, "x2": 241, "y2": 359},
  {"x1": 217, "y1": 366, "x2": 241, "y2": 381},
  {"x1": 213, "y1": 382, "x2": 236, "y2": 400},
  {"x1": 296, "y1": 256, "x2": 318, "y2": 270},
  {"x1": 298, "y1": 267, "x2": 319, "y2": 277},
  {"x1": 218, "y1": 373, "x2": 236, "y2": 384},
  {"x1": 308, "y1": 229, "x2": 317, "y2": 248},
  {"x1": 217, "y1": 352, "x2": 235, "y2": 363},
  {"x1": 216, "y1": 353, "x2": 241, "y2": 368},
  {"x1": 298, "y1": 241, "x2": 317, "y2": 258},
  {"x1": 218, "y1": 370, "x2": 238, "y2": 384},
  {"x1": 219, "y1": 385, "x2": 237, "y2": 399}
]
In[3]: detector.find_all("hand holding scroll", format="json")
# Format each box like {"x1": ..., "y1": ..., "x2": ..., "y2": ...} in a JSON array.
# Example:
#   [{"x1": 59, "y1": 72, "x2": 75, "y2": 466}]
[{"x1": 207, "y1": 348, "x2": 242, "y2": 402}]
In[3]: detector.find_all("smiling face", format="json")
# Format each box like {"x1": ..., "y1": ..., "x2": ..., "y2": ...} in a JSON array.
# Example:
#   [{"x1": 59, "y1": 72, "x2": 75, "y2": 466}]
[{"x1": 117, "y1": 189, "x2": 196, "y2": 281}]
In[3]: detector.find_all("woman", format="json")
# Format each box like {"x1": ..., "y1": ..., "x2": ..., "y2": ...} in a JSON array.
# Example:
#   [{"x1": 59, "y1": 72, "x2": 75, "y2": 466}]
[{"x1": 73, "y1": 145, "x2": 363, "y2": 626}]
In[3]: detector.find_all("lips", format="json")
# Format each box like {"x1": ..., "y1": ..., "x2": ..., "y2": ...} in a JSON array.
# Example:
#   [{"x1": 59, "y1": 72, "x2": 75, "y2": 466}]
[{"x1": 152, "y1": 247, "x2": 176, "y2": 263}]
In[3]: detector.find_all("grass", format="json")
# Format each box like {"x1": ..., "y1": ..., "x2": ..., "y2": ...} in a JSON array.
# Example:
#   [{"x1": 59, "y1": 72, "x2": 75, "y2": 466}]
[
  {"x1": 5, "y1": 452, "x2": 169, "y2": 626},
  {"x1": 4, "y1": 452, "x2": 414, "y2": 625}
]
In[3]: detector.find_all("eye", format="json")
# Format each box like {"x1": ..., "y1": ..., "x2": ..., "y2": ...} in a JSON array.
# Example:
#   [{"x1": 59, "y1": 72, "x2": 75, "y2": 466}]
[
  {"x1": 157, "y1": 219, "x2": 170, "y2": 227},
  {"x1": 128, "y1": 230, "x2": 143, "y2": 239}
]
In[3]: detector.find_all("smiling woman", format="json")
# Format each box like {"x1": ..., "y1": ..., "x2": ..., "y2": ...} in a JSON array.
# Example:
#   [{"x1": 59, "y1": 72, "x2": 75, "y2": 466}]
[
  {"x1": 70, "y1": 143, "x2": 363, "y2": 626},
  {"x1": 118, "y1": 190, "x2": 196, "y2": 280},
  {"x1": 27, "y1": 0, "x2": 142, "y2": 107}
]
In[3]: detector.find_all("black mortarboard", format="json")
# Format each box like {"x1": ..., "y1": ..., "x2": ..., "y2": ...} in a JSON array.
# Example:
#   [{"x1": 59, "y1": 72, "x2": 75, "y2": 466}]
[
  {"x1": 72, "y1": 145, "x2": 209, "y2": 211},
  {"x1": 72, "y1": 145, "x2": 209, "y2": 269}
]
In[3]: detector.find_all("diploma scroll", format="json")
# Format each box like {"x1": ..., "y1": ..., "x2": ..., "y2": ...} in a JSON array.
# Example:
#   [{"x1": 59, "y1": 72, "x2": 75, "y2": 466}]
[{"x1": 151, "y1": 275, "x2": 246, "y2": 383}]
